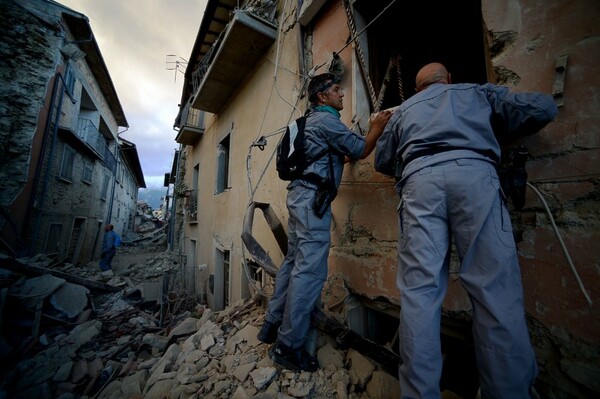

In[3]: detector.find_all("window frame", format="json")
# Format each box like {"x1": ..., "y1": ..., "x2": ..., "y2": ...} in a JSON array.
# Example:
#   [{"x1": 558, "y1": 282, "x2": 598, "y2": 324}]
[{"x1": 59, "y1": 144, "x2": 76, "y2": 182}]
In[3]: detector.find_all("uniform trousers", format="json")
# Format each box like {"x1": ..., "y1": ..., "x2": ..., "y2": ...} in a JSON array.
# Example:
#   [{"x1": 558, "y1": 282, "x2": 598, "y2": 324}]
[
  {"x1": 265, "y1": 180, "x2": 331, "y2": 349},
  {"x1": 397, "y1": 158, "x2": 537, "y2": 399}
]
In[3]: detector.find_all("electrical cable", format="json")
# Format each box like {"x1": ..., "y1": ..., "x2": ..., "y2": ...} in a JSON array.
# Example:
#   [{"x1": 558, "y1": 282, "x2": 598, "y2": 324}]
[
  {"x1": 338, "y1": 0, "x2": 398, "y2": 55},
  {"x1": 313, "y1": 0, "x2": 399, "y2": 72},
  {"x1": 526, "y1": 182, "x2": 592, "y2": 305}
]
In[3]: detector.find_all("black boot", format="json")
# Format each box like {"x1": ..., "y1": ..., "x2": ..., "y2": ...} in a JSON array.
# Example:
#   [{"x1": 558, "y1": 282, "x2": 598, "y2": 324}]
[
  {"x1": 269, "y1": 340, "x2": 319, "y2": 372},
  {"x1": 257, "y1": 320, "x2": 281, "y2": 344}
]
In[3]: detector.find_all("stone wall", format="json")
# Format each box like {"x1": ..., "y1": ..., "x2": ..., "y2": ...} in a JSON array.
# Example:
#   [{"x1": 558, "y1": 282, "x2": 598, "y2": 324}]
[{"x1": 0, "y1": 0, "x2": 62, "y2": 223}]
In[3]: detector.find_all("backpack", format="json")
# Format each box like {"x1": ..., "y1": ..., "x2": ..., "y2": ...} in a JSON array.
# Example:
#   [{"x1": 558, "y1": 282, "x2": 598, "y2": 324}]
[{"x1": 276, "y1": 116, "x2": 307, "y2": 181}]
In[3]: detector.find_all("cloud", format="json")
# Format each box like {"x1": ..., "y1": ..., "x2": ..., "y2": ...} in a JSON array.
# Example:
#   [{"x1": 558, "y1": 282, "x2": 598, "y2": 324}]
[{"x1": 58, "y1": 0, "x2": 207, "y2": 189}]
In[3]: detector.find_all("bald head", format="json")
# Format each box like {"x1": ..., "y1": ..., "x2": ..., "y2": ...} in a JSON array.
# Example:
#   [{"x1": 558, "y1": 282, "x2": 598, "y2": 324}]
[{"x1": 415, "y1": 63, "x2": 451, "y2": 92}]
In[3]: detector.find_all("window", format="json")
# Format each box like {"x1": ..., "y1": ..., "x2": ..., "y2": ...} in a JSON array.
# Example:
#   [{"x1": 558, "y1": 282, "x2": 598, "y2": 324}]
[
  {"x1": 64, "y1": 66, "x2": 76, "y2": 94},
  {"x1": 66, "y1": 217, "x2": 86, "y2": 264},
  {"x1": 82, "y1": 160, "x2": 93, "y2": 184},
  {"x1": 101, "y1": 173, "x2": 110, "y2": 200},
  {"x1": 214, "y1": 247, "x2": 231, "y2": 310},
  {"x1": 44, "y1": 223, "x2": 62, "y2": 255},
  {"x1": 59, "y1": 145, "x2": 76, "y2": 182},
  {"x1": 215, "y1": 134, "x2": 230, "y2": 194},
  {"x1": 223, "y1": 250, "x2": 230, "y2": 308}
]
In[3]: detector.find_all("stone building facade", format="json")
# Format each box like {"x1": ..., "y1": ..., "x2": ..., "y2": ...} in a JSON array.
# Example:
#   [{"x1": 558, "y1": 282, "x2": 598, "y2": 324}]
[
  {"x1": 0, "y1": 0, "x2": 145, "y2": 265},
  {"x1": 172, "y1": 0, "x2": 598, "y2": 397}
]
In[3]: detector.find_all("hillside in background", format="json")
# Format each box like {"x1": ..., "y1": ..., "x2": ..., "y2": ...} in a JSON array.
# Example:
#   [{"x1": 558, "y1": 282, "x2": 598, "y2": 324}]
[{"x1": 138, "y1": 188, "x2": 167, "y2": 209}]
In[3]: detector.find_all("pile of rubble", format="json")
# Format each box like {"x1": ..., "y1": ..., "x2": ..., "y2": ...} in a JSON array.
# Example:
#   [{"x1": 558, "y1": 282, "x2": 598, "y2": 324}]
[{"x1": 0, "y1": 250, "x2": 401, "y2": 398}]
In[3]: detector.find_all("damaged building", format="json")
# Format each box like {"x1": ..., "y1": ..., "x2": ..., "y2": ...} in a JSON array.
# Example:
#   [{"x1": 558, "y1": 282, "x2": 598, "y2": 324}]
[
  {"x1": 171, "y1": 0, "x2": 599, "y2": 397},
  {"x1": 0, "y1": 0, "x2": 146, "y2": 265}
]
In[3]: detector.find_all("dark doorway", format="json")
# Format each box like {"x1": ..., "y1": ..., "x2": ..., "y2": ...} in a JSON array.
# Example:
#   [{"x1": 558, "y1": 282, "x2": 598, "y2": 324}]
[{"x1": 353, "y1": 0, "x2": 487, "y2": 110}]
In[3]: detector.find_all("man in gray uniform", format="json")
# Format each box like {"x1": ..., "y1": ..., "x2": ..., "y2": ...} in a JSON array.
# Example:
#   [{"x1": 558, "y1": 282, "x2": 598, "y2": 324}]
[
  {"x1": 375, "y1": 63, "x2": 557, "y2": 398},
  {"x1": 258, "y1": 72, "x2": 391, "y2": 371}
]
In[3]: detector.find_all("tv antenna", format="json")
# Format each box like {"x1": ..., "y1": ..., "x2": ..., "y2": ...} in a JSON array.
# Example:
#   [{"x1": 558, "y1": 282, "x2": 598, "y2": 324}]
[{"x1": 166, "y1": 55, "x2": 188, "y2": 83}]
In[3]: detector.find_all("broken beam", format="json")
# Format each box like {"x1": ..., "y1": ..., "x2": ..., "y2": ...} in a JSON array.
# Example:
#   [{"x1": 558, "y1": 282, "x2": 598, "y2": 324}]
[
  {"x1": 311, "y1": 307, "x2": 400, "y2": 375},
  {"x1": 0, "y1": 258, "x2": 121, "y2": 292}
]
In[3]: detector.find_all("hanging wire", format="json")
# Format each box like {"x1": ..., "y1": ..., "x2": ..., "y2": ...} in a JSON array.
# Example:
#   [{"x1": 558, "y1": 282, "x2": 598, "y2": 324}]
[
  {"x1": 527, "y1": 182, "x2": 592, "y2": 305},
  {"x1": 338, "y1": 0, "x2": 398, "y2": 55},
  {"x1": 314, "y1": 0, "x2": 399, "y2": 72}
]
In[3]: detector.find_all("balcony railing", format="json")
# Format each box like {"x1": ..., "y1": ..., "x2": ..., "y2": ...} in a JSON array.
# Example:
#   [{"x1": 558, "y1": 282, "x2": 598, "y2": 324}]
[
  {"x1": 183, "y1": 102, "x2": 205, "y2": 129},
  {"x1": 77, "y1": 118, "x2": 116, "y2": 173},
  {"x1": 190, "y1": 8, "x2": 277, "y2": 113},
  {"x1": 77, "y1": 118, "x2": 106, "y2": 155},
  {"x1": 175, "y1": 102, "x2": 205, "y2": 145}
]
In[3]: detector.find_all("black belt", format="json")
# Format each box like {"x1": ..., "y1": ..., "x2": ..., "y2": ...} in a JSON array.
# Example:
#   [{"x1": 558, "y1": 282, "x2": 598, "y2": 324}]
[{"x1": 403, "y1": 147, "x2": 495, "y2": 165}]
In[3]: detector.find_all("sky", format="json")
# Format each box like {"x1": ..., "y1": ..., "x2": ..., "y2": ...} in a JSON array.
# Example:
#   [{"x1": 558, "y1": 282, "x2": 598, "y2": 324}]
[{"x1": 58, "y1": 0, "x2": 208, "y2": 189}]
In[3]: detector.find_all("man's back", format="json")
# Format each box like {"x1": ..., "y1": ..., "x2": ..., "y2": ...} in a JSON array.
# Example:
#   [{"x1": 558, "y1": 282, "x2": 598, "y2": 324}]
[
  {"x1": 395, "y1": 82, "x2": 500, "y2": 164},
  {"x1": 375, "y1": 81, "x2": 557, "y2": 181}
]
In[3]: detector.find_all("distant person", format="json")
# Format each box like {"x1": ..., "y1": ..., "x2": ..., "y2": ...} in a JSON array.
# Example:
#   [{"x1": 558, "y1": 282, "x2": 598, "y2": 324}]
[
  {"x1": 257, "y1": 72, "x2": 391, "y2": 372},
  {"x1": 99, "y1": 224, "x2": 119, "y2": 272},
  {"x1": 375, "y1": 62, "x2": 557, "y2": 398}
]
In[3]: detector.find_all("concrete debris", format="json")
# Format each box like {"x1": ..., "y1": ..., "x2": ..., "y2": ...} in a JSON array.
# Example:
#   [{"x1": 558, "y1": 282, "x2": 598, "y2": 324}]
[
  {"x1": 0, "y1": 239, "x2": 446, "y2": 398},
  {"x1": 49, "y1": 282, "x2": 90, "y2": 319},
  {"x1": 4, "y1": 297, "x2": 405, "y2": 398}
]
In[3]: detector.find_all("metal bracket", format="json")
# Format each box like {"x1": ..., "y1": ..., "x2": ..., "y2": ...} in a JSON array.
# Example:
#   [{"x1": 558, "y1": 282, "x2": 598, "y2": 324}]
[{"x1": 552, "y1": 55, "x2": 568, "y2": 107}]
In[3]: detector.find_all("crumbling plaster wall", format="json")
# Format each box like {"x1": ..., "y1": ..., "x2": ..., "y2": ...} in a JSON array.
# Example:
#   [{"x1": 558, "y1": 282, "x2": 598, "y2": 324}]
[
  {"x1": 481, "y1": 1, "x2": 600, "y2": 394},
  {"x1": 0, "y1": 1, "x2": 63, "y2": 235},
  {"x1": 480, "y1": 0, "x2": 599, "y2": 340}
]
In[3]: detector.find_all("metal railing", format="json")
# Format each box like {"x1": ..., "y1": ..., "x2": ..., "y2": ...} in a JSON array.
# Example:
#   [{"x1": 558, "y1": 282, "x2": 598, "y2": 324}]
[
  {"x1": 77, "y1": 118, "x2": 116, "y2": 173},
  {"x1": 191, "y1": 44, "x2": 216, "y2": 94},
  {"x1": 191, "y1": 5, "x2": 278, "y2": 93},
  {"x1": 77, "y1": 118, "x2": 105, "y2": 155},
  {"x1": 180, "y1": 102, "x2": 205, "y2": 130}
]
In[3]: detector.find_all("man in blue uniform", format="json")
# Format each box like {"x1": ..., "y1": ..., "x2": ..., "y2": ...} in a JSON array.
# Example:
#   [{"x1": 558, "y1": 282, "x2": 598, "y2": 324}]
[
  {"x1": 258, "y1": 72, "x2": 391, "y2": 372},
  {"x1": 99, "y1": 224, "x2": 118, "y2": 272},
  {"x1": 375, "y1": 63, "x2": 557, "y2": 398}
]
